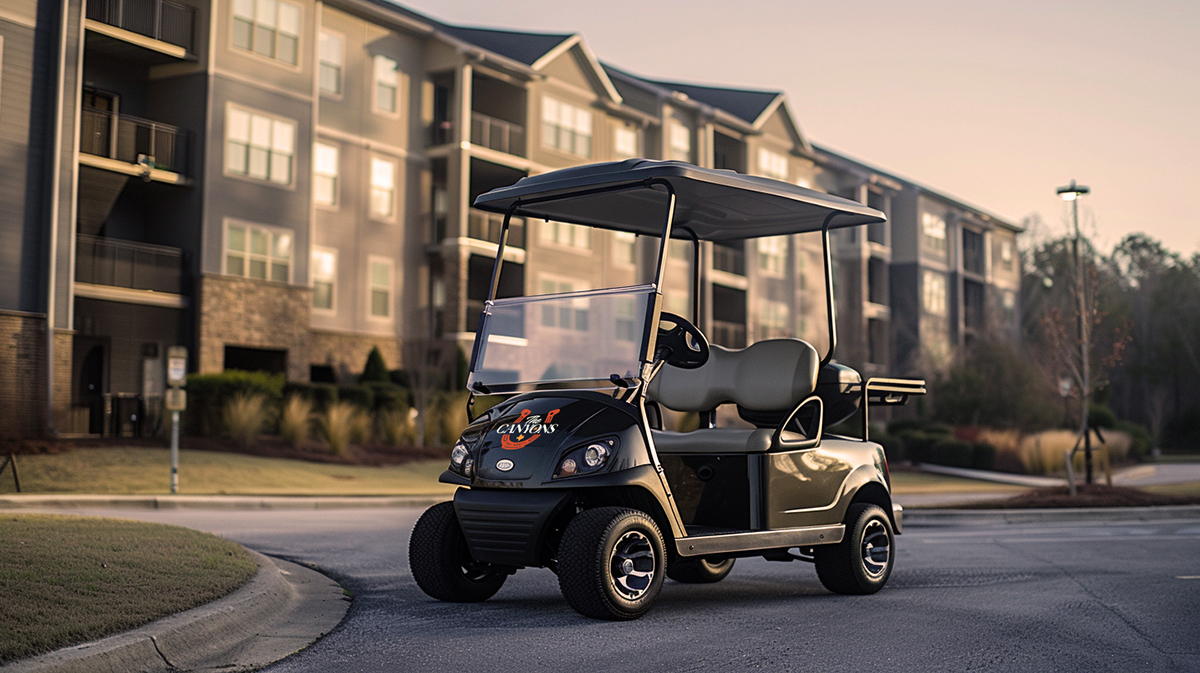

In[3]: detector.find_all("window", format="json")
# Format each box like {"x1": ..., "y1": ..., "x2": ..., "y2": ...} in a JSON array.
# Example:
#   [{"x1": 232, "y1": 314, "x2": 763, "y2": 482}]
[
  {"x1": 922, "y1": 270, "x2": 947, "y2": 315},
  {"x1": 542, "y1": 97, "x2": 592, "y2": 157},
  {"x1": 539, "y1": 279, "x2": 588, "y2": 330},
  {"x1": 373, "y1": 55, "x2": 398, "y2": 114},
  {"x1": 922, "y1": 212, "x2": 947, "y2": 255},
  {"x1": 757, "y1": 236, "x2": 785, "y2": 276},
  {"x1": 232, "y1": 0, "x2": 299, "y2": 65},
  {"x1": 226, "y1": 107, "x2": 294, "y2": 184},
  {"x1": 962, "y1": 228, "x2": 985, "y2": 275},
  {"x1": 313, "y1": 142, "x2": 338, "y2": 206},
  {"x1": 615, "y1": 298, "x2": 636, "y2": 342},
  {"x1": 668, "y1": 121, "x2": 691, "y2": 162},
  {"x1": 312, "y1": 248, "x2": 335, "y2": 311},
  {"x1": 540, "y1": 220, "x2": 590, "y2": 249},
  {"x1": 225, "y1": 222, "x2": 291, "y2": 282},
  {"x1": 370, "y1": 157, "x2": 395, "y2": 219},
  {"x1": 757, "y1": 300, "x2": 789, "y2": 341},
  {"x1": 368, "y1": 257, "x2": 392, "y2": 318},
  {"x1": 318, "y1": 31, "x2": 342, "y2": 95},
  {"x1": 1000, "y1": 240, "x2": 1014, "y2": 271},
  {"x1": 613, "y1": 125, "x2": 638, "y2": 160},
  {"x1": 758, "y1": 147, "x2": 788, "y2": 181},
  {"x1": 613, "y1": 231, "x2": 636, "y2": 265},
  {"x1": 669, "y1": 239, "x2": 692, "y2": 262}
]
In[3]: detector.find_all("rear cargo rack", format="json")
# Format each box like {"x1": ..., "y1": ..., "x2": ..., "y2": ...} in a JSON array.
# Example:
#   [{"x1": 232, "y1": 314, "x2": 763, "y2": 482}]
[{"x1": 859, "y1": 377, "x2": 926, "y2": 442}]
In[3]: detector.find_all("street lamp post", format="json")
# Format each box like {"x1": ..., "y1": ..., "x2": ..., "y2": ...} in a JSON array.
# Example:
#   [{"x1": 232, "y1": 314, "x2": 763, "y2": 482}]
[{"x1": 1057, "y1": 180, "x2": 1092, "y2": 484}]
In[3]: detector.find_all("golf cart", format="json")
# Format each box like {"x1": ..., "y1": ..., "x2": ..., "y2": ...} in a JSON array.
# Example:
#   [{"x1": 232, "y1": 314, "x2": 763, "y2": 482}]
[{"x1": 409, "y1": 159, "x2": 925, "y2": 620}]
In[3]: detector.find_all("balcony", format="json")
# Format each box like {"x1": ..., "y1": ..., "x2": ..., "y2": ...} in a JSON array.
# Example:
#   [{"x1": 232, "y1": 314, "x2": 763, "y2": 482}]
[
  {"x1": 87, "y1": 0, "x2": 196, "y2": 54},
  {"x1": 471, "y1": 113, "x2": 525, "y2": 157},
  {"x1": 76, "y1": 234, "x2": 184, "y2": 295},
  {"x1": 81, "y1": 107, "x2": 190, "y2": 177},
  {"x1": 467, "y1": 209, "x2": 526, "y2": 249},
  {"x1": 713, "y1": 242, "x2": 746, "y2": 276}
]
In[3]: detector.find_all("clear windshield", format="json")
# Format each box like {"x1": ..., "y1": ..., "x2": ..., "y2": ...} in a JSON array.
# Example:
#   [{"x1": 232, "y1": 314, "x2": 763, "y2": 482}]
[{"x1": 468, "y1": 284, "x2": 655, "y2": 392}]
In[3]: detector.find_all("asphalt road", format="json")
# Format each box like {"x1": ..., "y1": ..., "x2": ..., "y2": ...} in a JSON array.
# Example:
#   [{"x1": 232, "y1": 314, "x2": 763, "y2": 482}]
[{"x1": 23, "y1": 506, "x2": 1200, "y2": 672}]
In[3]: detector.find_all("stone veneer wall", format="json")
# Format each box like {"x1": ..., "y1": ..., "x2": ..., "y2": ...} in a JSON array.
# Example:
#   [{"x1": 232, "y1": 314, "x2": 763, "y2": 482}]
[
  {"x1": 197, "y1": 274, "x2": 313, "y2": 381},
  {"x1": 0, "y1": 311, "x2": 47, "y2": 438},
  {"x1": 307, "y1": 329, "x2": 402, "y2": 383}
]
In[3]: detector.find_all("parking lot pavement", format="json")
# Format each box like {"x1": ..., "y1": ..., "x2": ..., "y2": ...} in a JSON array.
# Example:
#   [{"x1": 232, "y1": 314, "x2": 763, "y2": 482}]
[{"x1": 1115, "y1": 462, "x2": 1200, "y2": 487}]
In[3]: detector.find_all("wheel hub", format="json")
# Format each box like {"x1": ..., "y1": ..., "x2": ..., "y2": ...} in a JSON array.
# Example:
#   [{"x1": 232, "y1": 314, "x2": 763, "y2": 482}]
[
  {"x1": 860, "y1": 519, "x2": 890, "y2": 578},
  {"x1": 610, "y1": 530, "x2": 655, "y2": 600}
]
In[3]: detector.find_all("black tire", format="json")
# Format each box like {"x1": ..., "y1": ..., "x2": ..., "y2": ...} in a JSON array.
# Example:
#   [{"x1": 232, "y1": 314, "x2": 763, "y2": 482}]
[
  {"x1": 814, "y1": 503, "x2": 894, "y2": 595},
  {"x1": 557, "y1": 507, "x2": 666, "y2": 620},
  {"x1": 667, "y1": 557, "x2": 735, "y2": 584},
  {"x1": 409, "y1": 501, "x2": 508, "y2": 603}
]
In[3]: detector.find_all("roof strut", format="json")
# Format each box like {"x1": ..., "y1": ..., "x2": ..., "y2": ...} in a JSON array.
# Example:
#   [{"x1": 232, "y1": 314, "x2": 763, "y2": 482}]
[{"x1": 819, "y1": 213, "x2": 838, "y2": 369}]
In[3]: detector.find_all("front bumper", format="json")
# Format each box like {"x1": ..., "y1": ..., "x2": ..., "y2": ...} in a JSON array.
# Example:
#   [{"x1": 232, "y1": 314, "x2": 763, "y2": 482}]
[
  {"x1": 453, "y1": 488, "x2": 572, "y2": 567},
  {"x1": 892, "y1": 503, "x2": 904, "y2": 535}
]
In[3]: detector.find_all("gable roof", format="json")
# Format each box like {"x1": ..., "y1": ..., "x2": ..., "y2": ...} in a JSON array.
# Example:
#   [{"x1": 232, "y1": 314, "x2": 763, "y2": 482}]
[
  {"x1": 646, "y1": 80, "x2": 782, "y2": 127},
  {"x1": 435, "y1": 25, "x2": 574, "y2": 66}
]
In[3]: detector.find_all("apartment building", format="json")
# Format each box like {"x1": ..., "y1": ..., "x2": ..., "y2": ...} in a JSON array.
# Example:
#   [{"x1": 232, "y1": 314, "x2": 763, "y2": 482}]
[{"x1": 0, "y1": 0, "x2": 1019, "y2": 437}]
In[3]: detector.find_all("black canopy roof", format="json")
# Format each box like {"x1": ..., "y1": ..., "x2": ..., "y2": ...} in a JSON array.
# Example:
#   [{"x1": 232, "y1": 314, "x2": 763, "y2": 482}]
[{"x1": 472, "y1": 160, "x2": 885, "y2": 241}]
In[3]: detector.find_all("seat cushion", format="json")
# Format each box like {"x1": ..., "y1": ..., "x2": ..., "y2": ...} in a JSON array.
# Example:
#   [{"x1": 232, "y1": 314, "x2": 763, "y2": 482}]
[
  {"x1": 648, "y1": 338, "x2": 818, "y2": 413},
  {"x1": 651, "y1": 428, "x2": 807, "y2": 454}
]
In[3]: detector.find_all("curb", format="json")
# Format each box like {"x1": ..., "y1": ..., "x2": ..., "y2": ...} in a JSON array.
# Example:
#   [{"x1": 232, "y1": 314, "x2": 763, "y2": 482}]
[
  {"x1": 904, "y1": 504, "x2": 1200, "y2": 527},
  {"x1": 0, "y1": 494, "x2": 452, "y2": 510},
  {"x1": 2, "y1": 550, "x2": 349, "y2": 673},
  {"x1": 915, "y1": 463, "x2": 1065, "y2": 488}
]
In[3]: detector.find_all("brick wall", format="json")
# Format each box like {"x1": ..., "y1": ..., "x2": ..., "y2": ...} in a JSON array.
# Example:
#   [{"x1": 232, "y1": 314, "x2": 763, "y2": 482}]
[
  {"x1": 0, "y1": 311, "x2": 46, "y2": 438},
  {"x1": 197, "y1": 274, "x2": 313, "y2": 381}
]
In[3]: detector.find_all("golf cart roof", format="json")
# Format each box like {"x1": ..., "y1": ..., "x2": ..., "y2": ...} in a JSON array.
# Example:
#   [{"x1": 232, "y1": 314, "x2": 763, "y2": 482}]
[{"x1": 472, "y1": 159, "x2": 885, "y2": 241}]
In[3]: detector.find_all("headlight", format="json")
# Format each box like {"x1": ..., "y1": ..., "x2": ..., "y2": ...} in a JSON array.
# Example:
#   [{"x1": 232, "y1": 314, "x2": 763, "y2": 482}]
[
  {"x1": 584, "y1": 443, "x2": 609, "y2": 468},
  {"x1": 450, "y1": 442, "x2": 469, "y2": 469},
  {"x1": 463, "y1": 457, "x2": 475, "y2": 478}
]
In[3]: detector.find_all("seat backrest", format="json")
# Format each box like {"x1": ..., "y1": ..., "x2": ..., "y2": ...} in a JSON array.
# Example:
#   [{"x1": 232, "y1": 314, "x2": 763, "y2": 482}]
[{"x1": 647, "y1": 338, "x2": 819, "y2": 412}]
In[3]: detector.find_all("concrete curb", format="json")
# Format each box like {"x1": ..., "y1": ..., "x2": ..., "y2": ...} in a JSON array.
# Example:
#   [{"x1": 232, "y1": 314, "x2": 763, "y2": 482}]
[
  {"x1": 904, "y1": 504, "x2": 1200, "y2": 527},
  {"x1": 0, "y1": 494, "x2": 452, "y2": 510},
  {"x1": 915, "y1": 463, "x2": 1065, "y2": 487},
  {"x1": 2, "y1": 550, "x2": 349, "y2": 673}
]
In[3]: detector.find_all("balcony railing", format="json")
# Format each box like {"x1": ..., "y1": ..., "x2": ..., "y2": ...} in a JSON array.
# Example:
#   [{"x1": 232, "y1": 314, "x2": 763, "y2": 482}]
[
  {"x1": 713, "y1": 243, "x2": 746, "y2": 276},
  {"x1": 471, "y1": 112, "x2": 525, "y2": 157},
  {"x1": 81, "y1": 107, "x2": 190, "y2": 175},
  {"x1": 467, "y1": 209, "x2": 525, "y2": 249},
  {"x1": 76, "y1": 234, "x2": 184, "y2": 295},
  {"x1": 87, "y1": 0, "x2": 196, "y2": 53}
]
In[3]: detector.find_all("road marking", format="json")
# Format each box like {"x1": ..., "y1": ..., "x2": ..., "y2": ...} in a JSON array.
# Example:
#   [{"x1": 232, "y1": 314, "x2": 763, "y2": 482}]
[{"x1": 1177, "y1": 575, "x2": 1200, "y2": 580}]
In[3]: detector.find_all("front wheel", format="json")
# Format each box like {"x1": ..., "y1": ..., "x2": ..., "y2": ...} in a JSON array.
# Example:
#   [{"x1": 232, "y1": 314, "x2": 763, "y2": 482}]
[
  {"x1": 409, "y1": 501, "x2": 508, "y2": 602},
  {"x1": 557, "y1": 507, "x2": 666, "y2": 620},
  {"x1": 668, "y1": 557, "x2": 735, "y2": 584},
  {"x1": 814, "y1": 503, "x2": 894, "y2": 595}
]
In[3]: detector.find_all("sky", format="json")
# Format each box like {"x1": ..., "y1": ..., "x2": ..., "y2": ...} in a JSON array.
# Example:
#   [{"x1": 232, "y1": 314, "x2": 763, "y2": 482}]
[{"x1": 397, "y1": 0, "x2": 1200, "y2": 256}]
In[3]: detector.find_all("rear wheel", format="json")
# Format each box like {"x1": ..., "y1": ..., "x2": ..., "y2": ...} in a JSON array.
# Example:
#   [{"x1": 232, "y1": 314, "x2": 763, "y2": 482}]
[
  {"x1": 667, "y1": 557, "x2": 735, "y2": 584},
  {"x1": 557, "y1": 507, "x2": 666, "y2": 620},
  {"x1": 814, "y1": 503, "x2": 893, "y2": 595},
  {"x1": 409, "y1": 501, "x2": 508, "y2": 602}
]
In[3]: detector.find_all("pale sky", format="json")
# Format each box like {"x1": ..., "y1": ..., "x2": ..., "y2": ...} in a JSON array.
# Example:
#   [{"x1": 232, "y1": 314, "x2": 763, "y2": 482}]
[{"x1": 398, "y1": 0, "x2": 1200, "y2": 256}]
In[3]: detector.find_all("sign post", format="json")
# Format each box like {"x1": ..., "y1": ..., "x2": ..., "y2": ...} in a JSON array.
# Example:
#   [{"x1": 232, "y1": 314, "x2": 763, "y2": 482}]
[{"x1": 165, "y1": 346, "x2": 188, "y2": 494}]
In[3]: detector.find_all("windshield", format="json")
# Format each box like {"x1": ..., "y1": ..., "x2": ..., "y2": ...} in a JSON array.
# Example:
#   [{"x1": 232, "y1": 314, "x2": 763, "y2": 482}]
[{"x1": 468, "y1": 284, "x2": 655, "y2": 392}]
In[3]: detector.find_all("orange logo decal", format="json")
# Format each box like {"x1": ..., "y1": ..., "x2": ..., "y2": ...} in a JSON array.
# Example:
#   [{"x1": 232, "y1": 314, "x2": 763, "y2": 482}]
[{"x1": 496, "y1": 408, "x2": 562, "y2": 450}]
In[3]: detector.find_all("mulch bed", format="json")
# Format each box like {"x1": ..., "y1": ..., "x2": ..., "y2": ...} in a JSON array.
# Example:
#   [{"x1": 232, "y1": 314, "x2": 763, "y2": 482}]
[
  {"x1": 959, "y1": 484, "x2": 1200, "y2": 509},
  {"x1": 0, "y1": 435, "x2": 449, "y2": 467}
]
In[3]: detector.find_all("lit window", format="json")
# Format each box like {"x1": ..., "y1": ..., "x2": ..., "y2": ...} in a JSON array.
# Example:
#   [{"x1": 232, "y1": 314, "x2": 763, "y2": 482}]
[
  {"x1": 613, "y1": 125, "x2": 638, "y2": 160},
  {"x1": 542, "y1": 97, "x2": 592, "y2": 157},
  {"x1": 368, "y1": 257, "x2": 392, "y2": 318},
  {"x1": 669, "y1": 239, "x2": 692, "y2": 261},
  {"x1": 312, "y1": 248, "x2": 335, "y2": 311},
  {"x1": 226, "y1": 107, "x2": 294, "y2": 184},
  {"x1": 757, "y1": 236, "x2": 786, "y2": 276},
  {"x1": 1000, "y1": 240, "x2": 1014, "y2": 270},
  {"x1": 313, "y1": 142, "x2": 338, "y2": 206},
  {"x1": 370, "y1": 158, "x2": 395, "y2": 219},
  {"x1": 613, "y1": 231, "x2": 636, "y2": 265},
  {"x1": 758, "y1": 147, "x2": 788, "y2": 181},
  {"x1": 539, "y1": 279, "x2": 588, "y2": 331},
  {"x1": 668, "y1": 121, "x2": 691, "y2": 162},
  {"x1": 757, "y1": 300, "x2": 789, "y2": 341},
  {"x1": 922, "y1": 270, "x2": 947, "y2": 315},
  {"x1": 922, "y1": 212, "x2": 947, "y2": 255},
  {"x1": 318, "y1": 31, "x2": 342, "y2": 94},
  {"x1": 374, "y1": 55, "x2": 398, "y2": 114},
  {"x1": 232, "y1": 0, "x2": 299, "y2": 65},
  {"x1": 540, "y1": 220, "x2": 590, "y2": 249},
  {"x1": 225, "y1": 222, "x2": 291, "y2": 282}
]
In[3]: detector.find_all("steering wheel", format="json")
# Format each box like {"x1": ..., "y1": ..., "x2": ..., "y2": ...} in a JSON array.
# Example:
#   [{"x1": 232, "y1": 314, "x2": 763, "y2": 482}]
[{"x1": 655, "y1": 312, "x2": 710, "y2": 369}]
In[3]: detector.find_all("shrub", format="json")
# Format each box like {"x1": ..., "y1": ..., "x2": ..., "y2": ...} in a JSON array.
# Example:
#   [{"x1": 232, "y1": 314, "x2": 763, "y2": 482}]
[
  {"x1": 319, "y1": 402, "x2": 363, "y2": 455},
  {"x1": 360, "y1": 347, "x2": 390, "y2": 383},
  {"x1": 366, "y1": 382, "x2": 408, "y2": 413},
  {"x1": 873, "y1": 432, "x2": 904, "y2": 463},
  {"x1": 279, "y1": 395, "x2": 313, "y2": 448},
  {"x1": 337, "y1": 385, "x2": 375, "y2": 411},
  {"x1": 932, "y1": 340, "x2": 1061, "y2": 432},
  {"x1": 1088, "y1": 405, "x2": 1118, "y2": 429},
  {"x1": 223, "y1": 392, "x2": 267, "y2": 449},
  {"x1": 970, "y1": 442, "x2": 997, "y2": 470},
  {"x1": 186, "y1": 371, "x2": 284, "y2": 436},
  {"x1": 930, "y1": 439, "x2": 974, "y2": 468},
  {"x1": 1116, "y1": 421, "x2": 1151, "y2": 459},
  {"x1": 380, "y1": 408, "x2": 415, "y2": 446}
]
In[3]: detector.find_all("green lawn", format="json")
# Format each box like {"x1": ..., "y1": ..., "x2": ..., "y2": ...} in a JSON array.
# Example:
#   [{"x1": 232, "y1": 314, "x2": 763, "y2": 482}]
[
  {"x1": 2, "y1": 447, "x2": 455, "y2": 496},
  {"x1": 0, "y1": 514, "x2": 257, "y2": 664}
]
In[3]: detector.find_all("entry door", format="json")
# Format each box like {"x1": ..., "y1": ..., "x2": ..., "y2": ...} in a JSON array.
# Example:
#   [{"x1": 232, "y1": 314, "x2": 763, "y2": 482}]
[{"x1": 81, "y1": 88, "x2": 119, "y2": 159}]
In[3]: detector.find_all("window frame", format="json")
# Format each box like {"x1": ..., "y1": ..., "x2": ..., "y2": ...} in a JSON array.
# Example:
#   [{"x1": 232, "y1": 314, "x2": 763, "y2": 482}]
[
  {"x1": 612, "y1": 231, "x2": 637, "y2": 267},
  {"x1": 921, "y1": 211, "x2": 948, "y2": 257},
  {"x1": 537, "y1": 276, "x2": 590, "y2": 332},
  {"x1": 922, "y1": 269, "x2": 948, "y2": 316},
  {"x1": 231, "y1": 0, "x2": 301, "y2": 66},
  {"x1": 668, "y1": 120, "x2": 691, "y2": 162},
  {"x1": 223, "y1": 219, "x2": 293, "y2": 284},
  {"x1": 539, "y1": 219, "x2": 591, "y2": 252},
  {"x1": 311, "y1": 246, "x2": 337, "y2": 313},
  {"x1": 541, "y1": 96, "x2": 593, "y2": 158},
  {"x1": 757, "y1": 147, "x2": 789, "y2": 181},
  {"x1": 224, "y1": 104, "x2": 296, "y2": 187},
  {"x1": 318, "y1": 30, "x2": 343, "y2": 97},
  {"x1": 367, "y1": 255, "x2": 394, "y2": 320},
  {"x1": 368, "y1": 156, "x2": 397, "y2": 222},
  {"x1": 756, "y1": 236, "x2": 786, "y2": 276},
  {"x1": 612, "y1": 124, "x2": 639, "y2": 160},
  {"x1": 313, "y1": 141, "x2": 339, "y2": 207},
  {"x1": 372, "y1": 54, "x2": 400, "y2": 117}
]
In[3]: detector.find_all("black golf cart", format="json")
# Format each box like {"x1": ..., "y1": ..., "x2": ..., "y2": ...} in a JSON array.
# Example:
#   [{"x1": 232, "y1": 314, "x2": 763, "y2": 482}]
[{"x1": 409, "y1": 159, "x2": 924, "y2": 620}]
